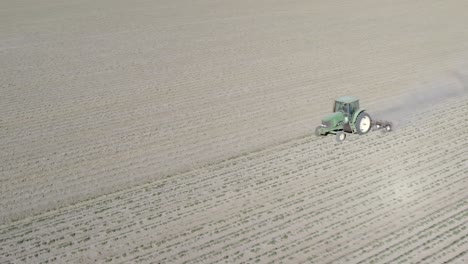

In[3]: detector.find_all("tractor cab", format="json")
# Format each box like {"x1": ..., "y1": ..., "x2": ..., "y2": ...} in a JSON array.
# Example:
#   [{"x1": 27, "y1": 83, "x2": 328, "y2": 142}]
[{"x1": 334, "y1": 96, "x2": 359, "y2": 118}]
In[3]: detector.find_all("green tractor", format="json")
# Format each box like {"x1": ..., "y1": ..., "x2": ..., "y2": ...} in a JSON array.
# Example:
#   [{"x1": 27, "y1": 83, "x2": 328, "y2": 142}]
[{"x1": 315, "y1": 96, "x2": 391, "y2": 142}]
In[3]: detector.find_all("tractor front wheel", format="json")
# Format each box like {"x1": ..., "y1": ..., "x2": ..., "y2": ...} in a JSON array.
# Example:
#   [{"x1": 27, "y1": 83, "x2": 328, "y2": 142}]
[
  {"x1": 336, "y1": 131, "x2": 346, "y2": 142},
  {"x1": 355, "y1": 112, "x2": 372, "y2": 135},
  {"x1": 315, "y1": 126, "x2": 322, "y2": 136}
]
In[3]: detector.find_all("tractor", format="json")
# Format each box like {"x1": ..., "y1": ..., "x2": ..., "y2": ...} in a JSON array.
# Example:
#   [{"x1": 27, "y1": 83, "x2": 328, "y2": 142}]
[{"x1": 315, "y1": 96, "x2": 391, "y2": 142}]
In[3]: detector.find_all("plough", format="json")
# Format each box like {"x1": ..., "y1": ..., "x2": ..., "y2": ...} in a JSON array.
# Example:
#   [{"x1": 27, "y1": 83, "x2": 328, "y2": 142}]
[{"x1": 371, "y1": 120, "x2": 392, "y2": 132}]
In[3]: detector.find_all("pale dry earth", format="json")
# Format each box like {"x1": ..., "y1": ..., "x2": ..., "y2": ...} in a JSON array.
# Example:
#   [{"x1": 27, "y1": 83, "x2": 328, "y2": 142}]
[
  {"x1": 0, "y1": 97, "x2": 467, "y2": 263},
  {"x1": 2, "y1": 0, "x2": 468, "y2": 222},
  {"x1": 1, "y1": 0, "x2": 468, "y2": 263}
]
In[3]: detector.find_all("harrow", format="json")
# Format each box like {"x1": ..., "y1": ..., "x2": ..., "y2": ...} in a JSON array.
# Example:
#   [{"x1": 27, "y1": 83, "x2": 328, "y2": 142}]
[{"x1": 372, "y1": 120, "x2": 393, "y2": 132}]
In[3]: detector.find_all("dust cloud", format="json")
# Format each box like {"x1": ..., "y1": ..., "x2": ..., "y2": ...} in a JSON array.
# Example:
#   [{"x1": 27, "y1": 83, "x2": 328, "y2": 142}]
[{"x1": 373, "y1": 67, "x2": 468, "y2": 127}]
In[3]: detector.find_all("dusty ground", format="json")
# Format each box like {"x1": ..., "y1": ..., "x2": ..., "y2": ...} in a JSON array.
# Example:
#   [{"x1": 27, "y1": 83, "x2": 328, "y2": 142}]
[{"x1": 0, "y1": 0, "x2": 467, "y2": 263}]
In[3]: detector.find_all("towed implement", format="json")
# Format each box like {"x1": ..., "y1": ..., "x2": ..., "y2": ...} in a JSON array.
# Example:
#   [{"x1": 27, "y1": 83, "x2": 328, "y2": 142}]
[
  {"x1": 372, "y1": 120, "x2": 393, "y2": 132},
  {"x1": 315, "y1": 96, "x2": 392, "y2": 142}
]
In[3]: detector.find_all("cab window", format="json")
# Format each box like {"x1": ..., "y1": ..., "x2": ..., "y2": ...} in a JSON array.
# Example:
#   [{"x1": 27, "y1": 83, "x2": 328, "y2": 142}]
[
  {"x1": 348, "y1": 103, "x2": 354, "y2": 114},
  {"x1": 334, "y1": 102, "x2": 345, "y2": 112}
]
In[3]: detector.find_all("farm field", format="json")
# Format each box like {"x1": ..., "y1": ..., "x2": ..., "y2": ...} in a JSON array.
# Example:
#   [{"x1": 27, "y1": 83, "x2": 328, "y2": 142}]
[
  {"x1": 1, "y1": 0, "x2": 468, "y2": 263},
  {"x1": 0, "y1": 98, "x2": 467, "y2": 263}
]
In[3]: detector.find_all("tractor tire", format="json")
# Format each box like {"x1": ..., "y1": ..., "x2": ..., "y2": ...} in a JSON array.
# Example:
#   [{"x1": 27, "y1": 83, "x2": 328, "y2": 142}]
[
  {"x1": 384, "y1": 124, "x2": 392, "y2": 132},
  {"x1": 355, "y1": 112, "x2": 372, "y2": 135},
  {"x1": 336, "y1": 131, "x2": 346, "y2": 142},
  {"x1": 315, "y1": 126, "x2": 322, "y2": 136}
]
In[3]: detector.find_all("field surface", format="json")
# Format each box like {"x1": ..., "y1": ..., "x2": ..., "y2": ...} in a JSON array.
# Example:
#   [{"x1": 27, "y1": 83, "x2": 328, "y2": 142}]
[{"x1": 1, "y1": 0, "x2": 467, "y2": 263}]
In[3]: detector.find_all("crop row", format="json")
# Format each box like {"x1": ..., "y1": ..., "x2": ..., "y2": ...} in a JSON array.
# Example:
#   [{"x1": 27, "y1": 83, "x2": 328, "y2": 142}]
[{"x1": 0, "y1": 97, "x2": 466, "y2": 263}]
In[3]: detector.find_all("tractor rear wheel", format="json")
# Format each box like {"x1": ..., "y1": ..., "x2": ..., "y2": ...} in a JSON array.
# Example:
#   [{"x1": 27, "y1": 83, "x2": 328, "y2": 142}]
[
  {"x1": 336, "y1": 131, "x2": 346, "y2": 142},
  {"x1": 355, "y1": 112, "x2": 372, "y2": 135}
]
